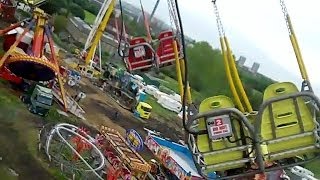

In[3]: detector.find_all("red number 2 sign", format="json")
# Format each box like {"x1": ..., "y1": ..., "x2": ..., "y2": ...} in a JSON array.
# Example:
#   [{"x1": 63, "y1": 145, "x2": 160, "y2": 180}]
[{"x1": 215, "y1": 118, "x2": 223, "y2": 126}]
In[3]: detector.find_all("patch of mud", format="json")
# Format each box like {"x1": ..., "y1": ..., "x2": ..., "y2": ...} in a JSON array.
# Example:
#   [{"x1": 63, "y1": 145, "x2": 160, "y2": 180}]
[
  {"x1": 79, "y1": 83, "x2": 99, "y2": 95},
  {"x1": 93, "y1": 100, "x2": 183, "y2": 142},
  {"x1": 73, "y1": 78, "x2": 186, "y2": 161}
]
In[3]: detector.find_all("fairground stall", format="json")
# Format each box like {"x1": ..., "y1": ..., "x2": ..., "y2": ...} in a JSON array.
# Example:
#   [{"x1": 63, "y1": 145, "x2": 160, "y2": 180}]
[{"x1": 99, "y1": 126, "x2": 151, "y2": 180}]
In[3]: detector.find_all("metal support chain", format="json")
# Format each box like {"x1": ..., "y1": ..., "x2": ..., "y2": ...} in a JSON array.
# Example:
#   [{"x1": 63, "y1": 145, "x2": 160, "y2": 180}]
[
  {"x1": 280, "y1": 0, "x2": 292, "y2": 35},
  {"x1": 168, "y1": 0, "x2": 181, "y2": 32},
  {"x1": 212, "y1": 0, "x2": 225, "y2": 38},
  {"x1": 167, "y1": 0, "x2": 184, "y2": 58},
  {"x1": 167, "y1": 0, "x2": 176, "y2": 32}
]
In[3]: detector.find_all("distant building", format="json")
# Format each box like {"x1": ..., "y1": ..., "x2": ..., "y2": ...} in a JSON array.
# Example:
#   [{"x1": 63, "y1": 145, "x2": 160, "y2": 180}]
[
  {"x1": 250, "y1": 62, "x2": 260, "y2": 74},
  {"x1": 237, "y1": 56, "x2": 246, "y2": 67},
  {"x1": 236, "y1": 55, "x2": 261, "y2": 75}
]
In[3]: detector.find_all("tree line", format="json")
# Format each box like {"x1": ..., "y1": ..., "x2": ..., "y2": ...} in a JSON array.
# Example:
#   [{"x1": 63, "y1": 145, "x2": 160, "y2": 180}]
[
  {"x1": 39, "y1": 0, "x2": 100, "y2": 20},
  {"x1": 160, "y1": 42, "x2": 275, "y2": 109}
]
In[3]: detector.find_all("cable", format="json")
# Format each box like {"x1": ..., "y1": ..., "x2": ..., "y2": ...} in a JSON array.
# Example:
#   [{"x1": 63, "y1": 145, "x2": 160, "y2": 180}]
[
  {"x1": 174, "y1": 0, "x2": 196, "y2": 135},
  {"x1": 117, "y1": 0, "x2": 129, "y2": 59},
  {"x1": 139, "y1": 0, "x2": 152, "y2": 42}
]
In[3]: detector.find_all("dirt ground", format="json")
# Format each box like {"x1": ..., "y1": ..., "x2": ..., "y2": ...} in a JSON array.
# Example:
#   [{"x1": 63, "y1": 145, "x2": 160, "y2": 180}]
[
  {"x1": 77, "y1": 78, "x2": 183, "y2": 138},
  {"x1": 64, "y1": 78, "x2": 184, "y2": 161}
]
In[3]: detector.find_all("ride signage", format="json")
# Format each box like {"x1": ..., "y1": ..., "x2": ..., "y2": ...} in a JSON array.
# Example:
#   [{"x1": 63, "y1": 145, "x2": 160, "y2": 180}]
[
  {"x1": 206, "y1": 115, "x2": 232, "y2": 140},
  {"x1": 126, "y1": 129, "x2": 144, "y2": 151},
  {"x1": 145, "y1": 135, "x2": 192, "y2": 180},
  {"x1": 133, "y1": 46, "x2": 146, "y2": 58}
]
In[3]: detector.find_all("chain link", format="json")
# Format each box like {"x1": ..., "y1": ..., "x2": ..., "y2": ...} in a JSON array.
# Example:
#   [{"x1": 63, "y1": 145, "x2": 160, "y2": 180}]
[
  {"x1": 212, "y1": 1, "x2": 225, "y2": 38},
  {"x1": 280, "y1": 0, "x2": 292, "y2": 35},
  {"x1": 167, "y1": 0, "x2": 184, "y2": 58},
  {"x1": 167, "y1": 0, "x2": 175, "y2": 32}
]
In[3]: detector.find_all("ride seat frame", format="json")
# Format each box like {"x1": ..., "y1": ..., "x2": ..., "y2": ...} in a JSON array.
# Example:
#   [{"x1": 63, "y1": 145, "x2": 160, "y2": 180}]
[
  {"x1": 156, "y1": 30, "x2": 180, "y2": 67},
  {"x1": 125, "y1": 37, "x2": 156, "y2": 72},
  {"x1": 187, "y1": 107, "x2": 264, "y2": 180},
  {"x1": 254, "y1": 90, "x2": 320, "y2": 171}
]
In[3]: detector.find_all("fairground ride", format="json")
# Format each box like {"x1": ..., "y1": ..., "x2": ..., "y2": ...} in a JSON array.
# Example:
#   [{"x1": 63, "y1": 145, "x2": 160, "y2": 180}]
[
  {"x1": 80, "y1": 0, "x2": 116, "y2": 77},
  {"x1": 179, "y1": 0, "x2": 319, "y2": 179},
  {"x1": 115, "y1": 0, "x2": 320, "y2": 179},
  {"x1": 0, "y1": 7, "x2": 68, "y2": 110}
]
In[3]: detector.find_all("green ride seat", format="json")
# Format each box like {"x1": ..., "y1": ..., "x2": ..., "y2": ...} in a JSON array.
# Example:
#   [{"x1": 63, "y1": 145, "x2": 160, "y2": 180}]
[
  {"x1": 259, "y1": 82, "x2": 319, "y2": 161},
  {"x1": 197, "y1": 95, "x2": 254, "y2": 172}
]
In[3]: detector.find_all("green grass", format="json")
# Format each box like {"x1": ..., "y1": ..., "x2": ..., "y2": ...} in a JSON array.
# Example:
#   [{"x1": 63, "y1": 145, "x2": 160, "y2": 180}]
[
  {"x1": 145, "y1": 95, "x2": 178, "y2": 121},
  {"x1": 305, "y1": 160, "x2": 320, "y2": 178},
  {"x1": 0, "y1": 166, "x2": 17, "y2": 180},
  {"x1": 158, "y1": 74, "x2": 205, "y2": 103},
  {"x1": 0, "y1": 82, "x2": 22, "y2": 108},
  {"x1": 0, "y1": 82, "x2": 77, "y2": 179},
  {"x1": 84, "y1": 10, "x2": 96, "y2": 25}
]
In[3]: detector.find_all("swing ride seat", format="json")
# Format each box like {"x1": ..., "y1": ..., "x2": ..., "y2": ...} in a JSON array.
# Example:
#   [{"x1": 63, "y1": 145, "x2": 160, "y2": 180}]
[
  {"x1": 125, "y1": 37, "x2": 155, "y2": 72},
  {"x1": 193, "y1": 95, "x2": 258, "y2": 172},
  {"x1": 256, "y1": 82, "x2": 320, "y2": 162},
  {"x1": 156, "y1": 30, "x2": 179, "y2": 67}
]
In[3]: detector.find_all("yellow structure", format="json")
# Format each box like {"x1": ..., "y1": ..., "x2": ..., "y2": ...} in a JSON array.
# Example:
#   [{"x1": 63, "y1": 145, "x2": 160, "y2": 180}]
[
  {"x1": 84, "y1": 0, "x2": 116, "y2": 66},
  {"x1": 77, "y1": 65, "x2": 101, "y2": 78}
]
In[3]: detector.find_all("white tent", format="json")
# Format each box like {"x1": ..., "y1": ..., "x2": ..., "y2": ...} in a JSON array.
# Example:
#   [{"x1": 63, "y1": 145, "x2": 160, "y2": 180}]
[
  {"x1": 154, "y1": 90, "x2": 167, "y2": 100},
  {"x1": 157, "y1": 95, "x2": 182, "y2": 113},
  {"x1": 144, "y1": 85, "x2": 159, "y2": 96}
]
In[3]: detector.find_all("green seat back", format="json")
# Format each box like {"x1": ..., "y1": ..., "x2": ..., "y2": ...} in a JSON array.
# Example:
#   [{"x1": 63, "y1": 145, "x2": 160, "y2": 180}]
[
  {"x1": 197, "y1": 95, "x2": 251, "y2": 171},
  {"x1": 261, "y1": 82, "x2": 316, "y2": 160}
]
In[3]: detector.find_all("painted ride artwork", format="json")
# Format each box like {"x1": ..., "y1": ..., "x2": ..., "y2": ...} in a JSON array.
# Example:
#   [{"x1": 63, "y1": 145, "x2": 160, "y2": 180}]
[{"x1": 0, "y1": 0, "x2": 319, "y2": 180}]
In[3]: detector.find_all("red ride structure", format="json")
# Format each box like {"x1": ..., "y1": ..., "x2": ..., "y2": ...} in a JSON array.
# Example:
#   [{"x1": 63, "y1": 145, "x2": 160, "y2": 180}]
[
  {"x1": 0, "y1": 8, "x2": 68, "y2": 110},
  {"x1": 0, "y1": 66, "x2": 22, "y2": 84},
  {"x1": 71, "y1": 127, "x2": 92, "y2": 161}
]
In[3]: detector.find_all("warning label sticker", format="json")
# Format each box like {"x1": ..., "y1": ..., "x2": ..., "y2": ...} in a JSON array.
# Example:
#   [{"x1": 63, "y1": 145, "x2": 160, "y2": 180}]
[
  {"x1": 134, "y1": 46, "x2": 146, "y2": 58},
  {"x1": 206, "y1": 115, "x2": 232, "y2": 140}
]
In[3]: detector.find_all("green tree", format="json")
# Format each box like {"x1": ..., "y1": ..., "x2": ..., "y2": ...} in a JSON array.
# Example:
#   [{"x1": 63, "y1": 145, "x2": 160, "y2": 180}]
[
  {"x1": 161, "y1": 42, "x2": 231, "y2": 98},
  {"x1": 70, "y1": 3, "x2": 85, "y2": 20},
  {"x1": 72, "y1": 0, "x2": 88, "y2": 7},
  {"x1": 39, "y1": 0, "x2": 65, "y2": 14},
  {"x1": 186, "y1": 42, "x2": 231, "y2": 97},
  {"x1": 53, "y1": 15, "x2": 68, "y2": 33},
  {"x1": 86, "y1": 4, "x2": 100, "y2": 15},
  {"x1": 72, "y1": 0, "x2": 99, "y2": 15},
  {"x1": 160, "y1": 41, "x2": 276, "y2": 109},
  {"x1": 64, "y1": 0, "x2": 72, "y2": 17}
]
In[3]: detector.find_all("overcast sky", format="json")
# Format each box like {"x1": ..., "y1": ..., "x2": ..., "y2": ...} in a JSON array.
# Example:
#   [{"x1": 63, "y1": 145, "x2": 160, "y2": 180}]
[{"x1": 124, "y1": 0, "x2": 320, "y2": 95}]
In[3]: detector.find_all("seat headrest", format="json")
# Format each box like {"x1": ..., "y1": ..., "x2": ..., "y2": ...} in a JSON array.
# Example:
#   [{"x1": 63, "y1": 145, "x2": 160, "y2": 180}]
[
  {"x1": 158, "y1": 31, "x2": 174, "y2": 40},
  {"x1": 130, "y1": 37, "x2": 147, "y2": 45}
]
